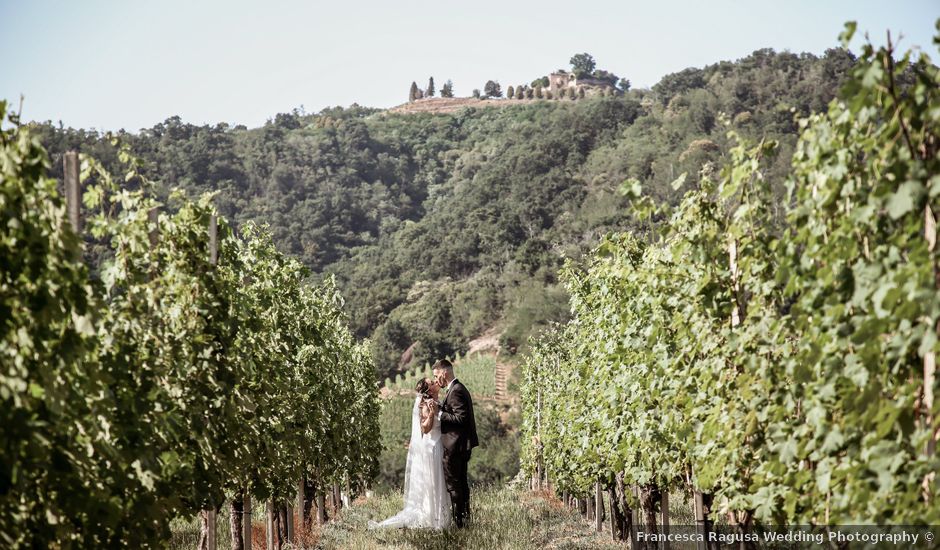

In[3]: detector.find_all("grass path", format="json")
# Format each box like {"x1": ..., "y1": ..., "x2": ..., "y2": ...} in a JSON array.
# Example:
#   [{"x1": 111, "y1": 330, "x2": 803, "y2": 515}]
[{"x1": 316, "y1": 486, "x2": 623, "y2": 549}]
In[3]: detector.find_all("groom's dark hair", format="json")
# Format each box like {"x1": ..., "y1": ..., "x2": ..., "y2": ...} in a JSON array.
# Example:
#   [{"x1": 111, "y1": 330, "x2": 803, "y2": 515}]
[{"x1": 432, "y1": 359, "x2": 453, "y2": 370}]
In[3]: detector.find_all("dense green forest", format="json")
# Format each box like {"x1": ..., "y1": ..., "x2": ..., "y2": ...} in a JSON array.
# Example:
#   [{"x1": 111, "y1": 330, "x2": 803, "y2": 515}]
[{"x1": 33, "y1": 47, "x2": 855, "y2": 378}]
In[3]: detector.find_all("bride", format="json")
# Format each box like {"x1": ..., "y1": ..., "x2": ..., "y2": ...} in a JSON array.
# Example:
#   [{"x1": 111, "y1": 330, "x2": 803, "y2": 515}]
[{"x1": 369, "y1": 378, "x2": 452, "y2": 530}]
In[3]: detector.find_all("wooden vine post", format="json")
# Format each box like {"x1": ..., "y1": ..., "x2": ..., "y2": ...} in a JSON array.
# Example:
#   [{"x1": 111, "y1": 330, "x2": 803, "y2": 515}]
[
  {"x1": 297, "y1": 478, "x2": 305, "y2": 532},
  {"x1": 146, "y1": 207, "x2": 161, "y2": 281},
  {"x1": 726, "y1": 234, "x2": 743, "y2": 547},
  {"x1": 265, "y1": 500, "x2": 275, "y2": 549},
  {"x1": 633, "y1": 485, "x2": 640, "y2": 537},
  {"x1": 729, "y1": 237, "x2": 741, "y2": 327},
  {"x1": 206, "y1": 508, "x2": 217, "y2": 550},
  {"x1": 689, "y1": 235, "x2": 742, "y2": 550},
  {"x1": 316, "y1": 491, "x2": 327, "y2": 525},
  {"x1": 202, "y1": 213, "x2": 219, "y2": 550},
  {"x1": 209, "y1": 214, "x2": 218, "y2": 266},
  {"x1": 693, "y1": 492, "x2": 711, "y2": 550},
  {"x1": 594, "y1": 481, "x2": 603, "y2": 532},
  {"x1": 286, "y1": 501, "x2": 295, "y2": 544},
  {"x1": 608, "y1": 490, "x2": 616, "y2": 540},
  {"x1": 537, "y1": 362, "x2": 543, "y2": 492},
  {"x1": 661, "y1": 490, "x2": 670, "y2": 550},
  {"x1": 63, "y1": 152, "x2": 81, "y2": 234},
  {"x1": 926, "y1": 203, "x2": 938, "y2": 488},
  {"x1": 243, "y1": 493, "x2": 252, "y2": 550}
]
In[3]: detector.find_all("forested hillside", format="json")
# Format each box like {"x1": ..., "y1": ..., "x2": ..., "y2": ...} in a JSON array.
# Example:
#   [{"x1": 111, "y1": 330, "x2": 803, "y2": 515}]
[{"x1": 33, "y1": 47, "x2": 856, "y2": 378}]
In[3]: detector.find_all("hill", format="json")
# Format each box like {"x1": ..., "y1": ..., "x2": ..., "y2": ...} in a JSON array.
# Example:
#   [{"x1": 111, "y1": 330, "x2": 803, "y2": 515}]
[{"x1": 31, "y1": 47, "x2": 856, "y2": 380}]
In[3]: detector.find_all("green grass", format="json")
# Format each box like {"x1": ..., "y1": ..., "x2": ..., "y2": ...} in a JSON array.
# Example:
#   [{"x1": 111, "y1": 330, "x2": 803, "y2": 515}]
[{"x1": 318, "y1": 485, "x2": 623, "y2": 549}]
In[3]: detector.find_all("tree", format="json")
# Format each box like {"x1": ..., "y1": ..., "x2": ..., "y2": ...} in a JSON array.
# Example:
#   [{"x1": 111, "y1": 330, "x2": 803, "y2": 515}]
[
  {"x1": 619, "y1": 78, "x2": 631, "y2": 92},
  {"x1": 409, "y1": 81, "x2": 419, "y2": 102},
  {"x1": 507, "y1": 86, "x2": 515, "y2": 100},
  {"x1": 441, "y1": 80, "x2": 454, "y2": 98},
  {"x1": 535, "y1": 85, "x2": 543, "y2": 99},
  {"x1": 472, "y1": 88, "x2": 481, "y2": 98},
  {"x1": 427, "y1": 77, "x2": 436, "y2": 98},
  {"x1": 484, "y1": 80, "x2": 502, "y2": 98},
  {"x1": 570, "y1": 53, "x2": 596, "y2": 78},
  {"x1": 525, "y1": 87, "x2": 534, "y2": 99},
  {"x1": 516, "y1": 86, "x2": 525, "y2": 99},
  {"x1": 531, "y1": 76, "x2": 550, "y2": 88},
  {"x1": 652, "y1": 67, "x2": 706, "y2": 105}
]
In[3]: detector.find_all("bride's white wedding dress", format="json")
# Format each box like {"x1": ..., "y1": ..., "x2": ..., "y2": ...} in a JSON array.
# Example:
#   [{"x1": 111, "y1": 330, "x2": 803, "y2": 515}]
[{"x1": 369, "y1": 396, "x2": 451, "y2": 530}]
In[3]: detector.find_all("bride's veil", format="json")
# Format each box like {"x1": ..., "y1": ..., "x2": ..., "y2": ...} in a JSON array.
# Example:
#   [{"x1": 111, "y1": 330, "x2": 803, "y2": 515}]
[{"x1": 401, "y1": 395, "x2": 423, "y2": 509}]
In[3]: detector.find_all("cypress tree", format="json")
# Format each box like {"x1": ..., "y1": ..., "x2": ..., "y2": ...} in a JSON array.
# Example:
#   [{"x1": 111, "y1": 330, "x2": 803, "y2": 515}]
[
  {"x1": 441, "y1": 80, "x2": 454, "y2": 98},
  {"x1": 427, "y1": 77, "x2": 435, "y2": 97},
  {"x1": 409, "y1": 81, "x2": 419, "y2": 102}
]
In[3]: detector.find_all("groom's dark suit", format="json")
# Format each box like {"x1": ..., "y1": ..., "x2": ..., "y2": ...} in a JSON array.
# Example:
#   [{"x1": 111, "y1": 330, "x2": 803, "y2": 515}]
[{"x1": 439, "y1": 378, "x2": 479, "y2": 528}]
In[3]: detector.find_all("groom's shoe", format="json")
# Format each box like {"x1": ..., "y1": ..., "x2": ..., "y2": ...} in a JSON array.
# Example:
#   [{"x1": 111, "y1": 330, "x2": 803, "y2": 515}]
[{"x1": 454, "y1": 504, "x2": 469, "y2": 528}]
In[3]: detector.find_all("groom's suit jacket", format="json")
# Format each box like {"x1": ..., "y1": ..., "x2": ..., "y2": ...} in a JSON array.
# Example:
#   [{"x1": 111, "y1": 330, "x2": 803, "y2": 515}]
[{"x1": 439, "y1": 379, "x2": 479, "y2": 454}]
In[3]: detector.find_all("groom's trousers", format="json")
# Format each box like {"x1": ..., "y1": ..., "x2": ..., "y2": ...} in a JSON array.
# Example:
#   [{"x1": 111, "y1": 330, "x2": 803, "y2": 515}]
[{"x1": 442, "y1": 448, "x2": 471, "y2": 527}]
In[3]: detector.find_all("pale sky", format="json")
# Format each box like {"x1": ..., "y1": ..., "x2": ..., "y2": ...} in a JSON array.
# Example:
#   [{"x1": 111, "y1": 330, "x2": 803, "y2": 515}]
[{"x1": 1, "y1": 0, "x2": 936, "y2": 132}]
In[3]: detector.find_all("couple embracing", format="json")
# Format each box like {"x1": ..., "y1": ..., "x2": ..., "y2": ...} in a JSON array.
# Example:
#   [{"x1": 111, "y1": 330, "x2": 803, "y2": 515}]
[{"x1": 371, "y1": 359, "x2": 479, "y2": 530}]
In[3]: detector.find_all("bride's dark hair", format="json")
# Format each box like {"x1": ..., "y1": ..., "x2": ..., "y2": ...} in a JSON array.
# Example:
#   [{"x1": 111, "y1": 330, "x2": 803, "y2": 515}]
[{"x1": 415, "y1": 378, "x2": 431, "y2": 399}]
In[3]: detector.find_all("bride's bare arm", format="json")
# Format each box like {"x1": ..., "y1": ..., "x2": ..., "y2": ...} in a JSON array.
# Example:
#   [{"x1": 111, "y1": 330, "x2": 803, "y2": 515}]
[{"x1": 420, "y1": 399, "x2": 438, "y2": 434}]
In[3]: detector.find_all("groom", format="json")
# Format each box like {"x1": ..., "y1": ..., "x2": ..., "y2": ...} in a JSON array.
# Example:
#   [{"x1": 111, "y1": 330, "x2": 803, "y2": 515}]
[{"x1": 433, "y1": 358, "x2": 479, "y2": 528}]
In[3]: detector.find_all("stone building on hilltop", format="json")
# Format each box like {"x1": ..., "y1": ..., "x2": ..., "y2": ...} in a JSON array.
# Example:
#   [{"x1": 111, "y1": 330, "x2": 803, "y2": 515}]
[{"x1": 548, "y1": 70, "x2": 617, "y2": 97}]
